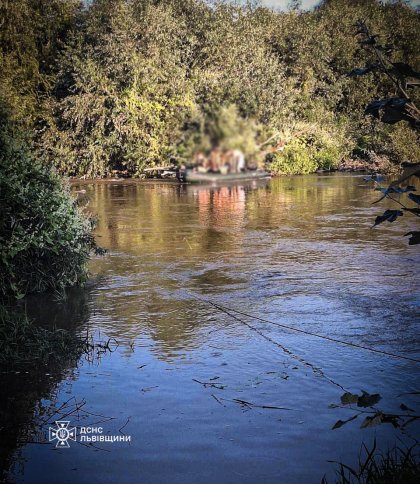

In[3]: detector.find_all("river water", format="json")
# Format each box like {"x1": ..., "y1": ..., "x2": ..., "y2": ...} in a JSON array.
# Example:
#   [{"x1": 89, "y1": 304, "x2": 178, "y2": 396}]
[{"x1": 2, "y1": 174, "x2": 419, "y2": 483}]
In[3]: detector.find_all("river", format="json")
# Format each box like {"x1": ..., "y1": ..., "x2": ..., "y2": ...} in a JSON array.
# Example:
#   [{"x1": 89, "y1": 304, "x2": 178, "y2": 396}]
[{"x1": 2, "y1": 174, "x2": 419, "y2": 483}]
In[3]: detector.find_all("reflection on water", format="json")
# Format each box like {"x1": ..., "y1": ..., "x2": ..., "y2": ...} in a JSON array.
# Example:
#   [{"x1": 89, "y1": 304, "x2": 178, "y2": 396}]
[
  {"x1": 2, "y1": 174, "x2": 419, "y2": 483},
  {"x1": 0, "y1": 289, "x2": 92, "y2": 480}
]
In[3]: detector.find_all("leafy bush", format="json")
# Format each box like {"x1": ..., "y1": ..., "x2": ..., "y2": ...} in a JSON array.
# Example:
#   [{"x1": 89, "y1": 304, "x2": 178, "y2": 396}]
[
  {"x1": 205, "y1": 105, "x2": 260, "y2": 157},
  {"x1": 0, "y1": 105, "x2": 96, "y2": 299},
  {"x1": 269, "y1": 139, "x2": 318, "y2": 175},
  {"x1": 387, "y1": 124, "x2": 420, "y2": 163},
  {"x1": 268, "y1": 118, "x2": 350, "y2": 175},
  {"x1": 1, "y1": 0, "x2": 419, "y2": 176}
]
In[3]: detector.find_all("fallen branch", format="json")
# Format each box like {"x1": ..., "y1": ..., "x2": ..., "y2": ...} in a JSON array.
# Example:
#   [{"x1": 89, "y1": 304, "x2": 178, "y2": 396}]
[
  {"x1": 192, "y1": 378, "x2": 226, "y2": 390},
  {"x1": 221, "y1": 397, "x2": 293, "y2": 411}
]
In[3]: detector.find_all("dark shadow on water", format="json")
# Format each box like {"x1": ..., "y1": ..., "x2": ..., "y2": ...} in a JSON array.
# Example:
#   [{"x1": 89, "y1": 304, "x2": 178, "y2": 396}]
[{"x1": 0, "y1": 288, "x2": 93, "y2": 482}]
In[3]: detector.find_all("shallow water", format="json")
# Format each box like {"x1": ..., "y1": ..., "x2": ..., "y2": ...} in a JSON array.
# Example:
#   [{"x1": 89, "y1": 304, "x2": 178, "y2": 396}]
[{"x1": 2, "y1": 174, "x2": 420, "y2": 483}]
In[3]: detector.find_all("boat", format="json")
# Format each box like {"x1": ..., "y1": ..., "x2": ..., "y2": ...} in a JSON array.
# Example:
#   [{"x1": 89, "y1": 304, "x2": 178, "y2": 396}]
[{"x1": 180, "y1": 169, "x2": 271, "y2": 184}]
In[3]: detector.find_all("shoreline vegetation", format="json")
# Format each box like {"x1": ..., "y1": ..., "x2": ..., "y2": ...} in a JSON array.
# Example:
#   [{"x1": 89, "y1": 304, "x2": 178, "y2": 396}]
[
  {"x1": 0, "y1": 105, "x2": 97, "y2": 302},
  {"x1": 1, "y1": 0, "x2": 419, "y2": 179},
  {"x1": 0, "y1": 1, "x2": 419, "y2": 480},
  {"x1": 0, "y1": 102, "x2": 99, "y2": 366}
]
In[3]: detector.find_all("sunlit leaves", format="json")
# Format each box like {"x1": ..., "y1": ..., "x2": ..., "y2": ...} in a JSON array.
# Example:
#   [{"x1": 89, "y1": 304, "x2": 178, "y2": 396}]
[{"x1": 2, "y1": 0, "x2": 420, "y2": 177}]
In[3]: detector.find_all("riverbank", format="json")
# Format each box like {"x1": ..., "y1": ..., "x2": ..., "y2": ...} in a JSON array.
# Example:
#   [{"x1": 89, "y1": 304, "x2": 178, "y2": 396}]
[
  {"x1": 337, "y1": 153, "x2": 400, "y2": 174},
  {"x1": 67, "y1": 163, "x2": 390, "y2": 184},
  {"x1": 4, "y1": 2, "x2": 419, "y2": 181}
]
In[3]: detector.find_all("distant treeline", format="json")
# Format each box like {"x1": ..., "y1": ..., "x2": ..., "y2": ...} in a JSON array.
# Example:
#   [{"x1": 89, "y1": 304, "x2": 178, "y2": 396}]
[{"x1": 1, "y1": 0, "x2": 419, "y2": 176}]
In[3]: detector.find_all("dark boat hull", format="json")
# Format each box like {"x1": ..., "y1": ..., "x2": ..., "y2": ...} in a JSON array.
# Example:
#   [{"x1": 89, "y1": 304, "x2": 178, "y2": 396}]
[{"x1": 183, "y1": 169, "x2": 271, "y2": 183}]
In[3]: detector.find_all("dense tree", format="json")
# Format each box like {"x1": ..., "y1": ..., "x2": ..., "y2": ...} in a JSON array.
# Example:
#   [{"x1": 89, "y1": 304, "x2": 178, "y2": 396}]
[{"x1": 1, "y1": 0, "x2": 419, "y2": 177}]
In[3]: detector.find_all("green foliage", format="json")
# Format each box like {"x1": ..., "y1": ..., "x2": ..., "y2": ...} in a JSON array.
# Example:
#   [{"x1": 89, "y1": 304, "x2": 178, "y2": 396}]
[
  {"x1": 0, "y1": 105, "x2": 96, "y2": 300},
  {"x1": 268, "y1": 117, "x2": 351, "y2": 174},
  {"x1": 206, "y1": 105, "x2": 260, "y2": 158},
  {"x1": 388, "y1": 124, "x2": 420, "y2": 162},
  {"x1": 1, "y1": 0, "x2": 419, "y2": 176},
  {"x1": 269, "y1": 139, "x2": 319, "y2": 175},
  {"x1": 36, "y1": 0, "x2": 200, "y2": 176},
  {"x1": 0, "y1": 0, "x2": 81, "y2": 127}
]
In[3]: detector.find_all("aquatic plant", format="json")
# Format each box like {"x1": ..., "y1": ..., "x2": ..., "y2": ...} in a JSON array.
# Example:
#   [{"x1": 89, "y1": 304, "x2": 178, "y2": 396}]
[
  {"x1": 323, "y1": 439, "x2": 420, "y2": 484},
  {"x1": 0, "y1": 303, "x2": 117, "y2": 369},
  {"x1": 0, "y1": 305, "x2": 86, "y2": 368}
]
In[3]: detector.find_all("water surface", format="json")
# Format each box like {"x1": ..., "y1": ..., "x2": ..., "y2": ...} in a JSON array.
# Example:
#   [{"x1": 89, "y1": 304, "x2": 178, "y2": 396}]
[{"x1": 3, "y1": 174, "x2": 420, "y2": 483}]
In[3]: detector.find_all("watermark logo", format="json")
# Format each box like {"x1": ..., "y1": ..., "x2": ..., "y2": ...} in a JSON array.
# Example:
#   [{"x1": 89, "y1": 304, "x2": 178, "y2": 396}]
[
  {"x1": 47, "y1": 421, "x2": 131, "y2": 448},
  {"x1": 49, "y1": 421, "x2": 76, "y2": 448}
]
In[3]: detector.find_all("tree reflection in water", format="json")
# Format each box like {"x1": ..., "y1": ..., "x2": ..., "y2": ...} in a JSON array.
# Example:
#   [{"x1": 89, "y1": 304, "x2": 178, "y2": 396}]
[{"x1": 0, "y1": 287, "x2": 111, "y2": 482}]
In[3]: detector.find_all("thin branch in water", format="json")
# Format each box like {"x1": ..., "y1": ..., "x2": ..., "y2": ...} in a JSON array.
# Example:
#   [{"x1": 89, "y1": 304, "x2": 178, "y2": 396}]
[
  {"x1": 211, "y1": 394, "x2": 225, "y2": 406},
  {"x1": 119, "y1": 417, "x2": 131, "y2": 435},
  {"x1": 192, "y1": 378, "x2": 226, "y2": 390},
  {"x1": 221, "y1": 397, "x2": 294, "y2": 411}
]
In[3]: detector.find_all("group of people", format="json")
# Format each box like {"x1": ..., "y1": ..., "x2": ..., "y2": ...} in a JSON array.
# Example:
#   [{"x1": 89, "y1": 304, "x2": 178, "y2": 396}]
[{"x1": 193, "y1": 148, "x2": 246, "y2": 174}]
